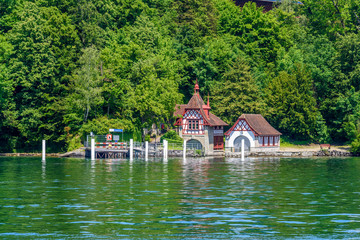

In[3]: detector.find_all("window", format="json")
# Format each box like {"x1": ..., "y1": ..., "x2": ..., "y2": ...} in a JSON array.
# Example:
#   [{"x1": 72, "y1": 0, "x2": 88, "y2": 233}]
[{"x1": 188, "y1": 120, "x2": 200, "y2": 130}]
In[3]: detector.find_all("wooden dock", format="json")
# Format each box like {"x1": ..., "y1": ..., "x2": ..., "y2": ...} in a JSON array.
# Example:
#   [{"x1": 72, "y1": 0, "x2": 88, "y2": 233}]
[{"x1": 85, "y1": 148, "x2": 128, "y2": 159}]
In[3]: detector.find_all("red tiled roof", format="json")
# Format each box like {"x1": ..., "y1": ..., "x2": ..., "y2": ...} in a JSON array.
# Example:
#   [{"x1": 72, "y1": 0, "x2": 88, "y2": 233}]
[
  {"x1": 174, "y1": 104, "x2": 187, "y2": 117},
  {"x1": 238, "y1": 114, "x2": 281, "y2": 136},
  {"x1": 208, "y1": 112, "x2": 228, "y2": 126},
  {"x1": 174, "y1": 93, "x2": 228, "y2": 127},
  {"x1": 186, "y1": 93, "x2": 205, "y2": 109}
]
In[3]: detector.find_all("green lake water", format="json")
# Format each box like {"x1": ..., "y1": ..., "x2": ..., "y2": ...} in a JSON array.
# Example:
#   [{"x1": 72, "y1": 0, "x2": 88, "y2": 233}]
[{"x1": 1, "y1": 157, "x2": 360, "y2": 239}]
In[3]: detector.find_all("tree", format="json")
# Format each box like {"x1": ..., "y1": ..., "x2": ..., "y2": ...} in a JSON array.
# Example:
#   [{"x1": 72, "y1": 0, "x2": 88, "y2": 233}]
[
  {"x1": 265, "y1": 64, "x2": 320, "y2": 140},
  {"x1": 68, "y1": 46, "x2": 103, "y2": 123},
  {"x1": 211, "y1": 58, "x2": 265, "y2": 124},
  {"x1": 4, "y1": 2, "x2": 80, "y2": 150}
]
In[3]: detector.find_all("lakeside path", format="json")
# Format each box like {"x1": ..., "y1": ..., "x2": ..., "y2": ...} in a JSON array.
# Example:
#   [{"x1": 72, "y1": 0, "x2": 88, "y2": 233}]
[{"x1": 280, "y1": 144, "x2": 350, "y2": 152}]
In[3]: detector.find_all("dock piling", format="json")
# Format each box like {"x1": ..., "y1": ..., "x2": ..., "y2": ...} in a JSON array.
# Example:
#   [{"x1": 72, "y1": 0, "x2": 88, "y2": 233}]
[
  {"x1": 241, "y1": 139, "x2": 244, "y2": 161},
  {"x1": 183, "y1": 140, "x2": 186, "y2": 160},
  {"x1": 130, "y1": 139, "x2": 133, "y2": 161},
  {"x1": 163, "y1": 140, "x2": 168, "y2": 161},
  {"x1": 145, "y1": 141, "x2": 149, "y2": 161},
  {"x1": 42, "y1": 140, "x2": 46, "y2": 161},
  {"x1": 91, "y1": 138, "x2": 95, "y2": 160}
]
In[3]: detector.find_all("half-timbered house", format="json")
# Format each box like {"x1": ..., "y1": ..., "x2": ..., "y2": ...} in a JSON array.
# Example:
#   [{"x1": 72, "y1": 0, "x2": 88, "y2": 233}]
[
  {"x1": 174, "y1": 81, "x2": 228, "y2": 155},
  {"x1": 225, "y1": 114, "x2": 281, "y2": 152}
]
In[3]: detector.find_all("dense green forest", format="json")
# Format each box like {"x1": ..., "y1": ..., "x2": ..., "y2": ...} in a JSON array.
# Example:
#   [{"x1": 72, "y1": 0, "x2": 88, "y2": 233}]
[{"x1": 1, "y1": 0, "x2": 360, "y2": 152}]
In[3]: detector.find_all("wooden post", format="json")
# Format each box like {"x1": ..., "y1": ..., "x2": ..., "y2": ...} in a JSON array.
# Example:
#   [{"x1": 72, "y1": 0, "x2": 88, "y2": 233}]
[
  {"x1": 91, "y1": 138, "x2": 95, "y2": 160},
  {"x1": 145, "y1": 141, "x2": 149, "y2": 161},
  {"x1": 183, "y1": 140, "x2": 186, "y2": 160},
  {"x1": 42, "y1": 140, "x2": 46, "y2": 161},
  {"x1": 241, "y1": 138, "x2": 245, "y2": 161},
  {"x1": 130, "y1": 139, "x2": 133, "y2": 161}
]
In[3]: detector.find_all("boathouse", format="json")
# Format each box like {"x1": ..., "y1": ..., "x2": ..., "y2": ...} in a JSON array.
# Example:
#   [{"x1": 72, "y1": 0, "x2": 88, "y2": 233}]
[
  {"x1": 225, "y1": 114, "x2": 281, "y2": 152},
  {"x1": 174, "y1": 81, "x2": 228, "y2": 156}
]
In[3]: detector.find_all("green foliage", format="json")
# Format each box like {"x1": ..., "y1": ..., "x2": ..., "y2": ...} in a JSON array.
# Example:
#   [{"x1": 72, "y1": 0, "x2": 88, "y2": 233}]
[
  {"x1": 160, "y1": 130, "x2": 182, "y2": 143},
  {"x1": 280, "y1": 135, "x2": 311, "y2": 147},
  {"x1": 211, "y1": 57, "x2": 265, "y2": 124},
  {"x1": 66, "y1": 135, "x2": 82, "y2": 152},
  {"x1": 266, "y1": 64, "x2": 320, "y2": 140},
  {"x1": 350, "y1": 135, "x2": 360, "y2": 155},
  {"x1": 1, "y1": 0, "x2": 360, "y2": 152}
]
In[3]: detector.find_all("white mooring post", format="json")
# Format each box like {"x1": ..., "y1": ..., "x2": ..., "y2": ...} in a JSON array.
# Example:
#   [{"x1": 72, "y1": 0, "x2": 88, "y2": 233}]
[
  {"x1": 91, "y1": 138, "x2": 95, "y2": 160},
  {"x1": 145, "y1": 141, "x2": 149, "y2": 161},
  {"x1": 183, "y1": 140, "x2": 186, "y2": 160},
  {"x1": 42, "y1": 140, "x2": 46, "y2": 161},
  {"x1": 163, "y1": 140, "x2": 168, "y2": 162},
  {"x1": 130, "y1": 139, "x2": 134, "y2": 161},
  {"x1": 241, "y1": 138, "x2": 245, "y2": 161},
  {"x1": 165, "y1": 140, "x2": 168, "y2": 160}
]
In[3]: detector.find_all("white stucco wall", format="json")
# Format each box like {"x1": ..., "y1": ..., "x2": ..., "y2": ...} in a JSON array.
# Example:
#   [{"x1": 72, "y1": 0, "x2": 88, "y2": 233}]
[
  {"x1": 225, "y1": 131, "x2": 281, "y2": 152},
  {"x1": 225, "y1": 131, "x2": 256, "y2": 148}
]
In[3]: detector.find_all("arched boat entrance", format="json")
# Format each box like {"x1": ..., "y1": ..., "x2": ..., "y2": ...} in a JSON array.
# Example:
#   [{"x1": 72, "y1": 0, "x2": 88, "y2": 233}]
[
  {"x1": 233, "y1": 136, "x2": 251, "y2": 152},
  {"x1": 186, "y1": 139, "x2": 203, "y2": 150}
]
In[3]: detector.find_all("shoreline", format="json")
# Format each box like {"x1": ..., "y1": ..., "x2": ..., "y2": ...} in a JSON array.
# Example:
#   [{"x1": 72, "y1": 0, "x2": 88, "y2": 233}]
[{"x1": 0, "y1": 150, "x2": 354, "y2": 158}]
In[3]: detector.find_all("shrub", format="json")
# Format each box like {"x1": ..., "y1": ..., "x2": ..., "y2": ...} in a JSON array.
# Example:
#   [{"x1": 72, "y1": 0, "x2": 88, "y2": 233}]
[
  {"x1": 160, "y1": 130, "x2": 182, "y2": 143},
  {"x1": 350, "y1": 135, "x2": 360, "y2": 155}
]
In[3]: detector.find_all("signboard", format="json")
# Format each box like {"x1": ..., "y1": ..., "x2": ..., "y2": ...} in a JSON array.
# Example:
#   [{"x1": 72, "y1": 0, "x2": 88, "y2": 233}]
[
  {"x1": 113, "y1": 135, "x2": 120, "y2": 141},
  {"x1": 109, "y1": 129, "x2": 123, "y2": 133},
  {"x1": 214, "y1": 130, "x2": 224, "y2": 136}
]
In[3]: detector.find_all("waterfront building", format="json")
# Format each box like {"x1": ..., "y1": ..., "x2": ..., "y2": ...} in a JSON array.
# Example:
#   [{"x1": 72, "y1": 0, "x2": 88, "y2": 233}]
[
  {"x1": 174, "y1": 81, "x2": 228, "y2": 156},
  {"x1": 225, "y1": 114, "x2": 281, "y2": 152}
]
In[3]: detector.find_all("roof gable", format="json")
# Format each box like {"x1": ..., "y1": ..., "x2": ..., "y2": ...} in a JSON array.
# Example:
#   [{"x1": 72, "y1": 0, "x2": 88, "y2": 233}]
[
  {"x1": 225, "y1": 114, "x2": 281, "y2": 136},
  {"x1": 173, "y1": 86, "x2": 228, "y2": 127}
]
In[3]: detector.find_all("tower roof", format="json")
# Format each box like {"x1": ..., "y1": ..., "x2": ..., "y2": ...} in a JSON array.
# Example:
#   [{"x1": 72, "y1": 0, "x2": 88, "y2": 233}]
[{"x1": 174, "y1": 82, "x2": 228, "y2": 126}]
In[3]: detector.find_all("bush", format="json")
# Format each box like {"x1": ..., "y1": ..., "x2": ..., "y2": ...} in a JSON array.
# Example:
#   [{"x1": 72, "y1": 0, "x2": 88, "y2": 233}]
[
  {"x1": 350, "y1": 135, "x2": 360, "y2": 155},
  {"x1": 67, "y1": 135, "x2": 82, "y2": 152},
  {"x1": 160, "y1": 130, "x2": 183, "y2": 143}
]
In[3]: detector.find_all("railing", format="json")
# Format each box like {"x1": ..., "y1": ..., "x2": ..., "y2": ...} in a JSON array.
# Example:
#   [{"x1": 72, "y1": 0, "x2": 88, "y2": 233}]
[{"x1": 85, "y1": 136, "x2": 204, "y2": 154}]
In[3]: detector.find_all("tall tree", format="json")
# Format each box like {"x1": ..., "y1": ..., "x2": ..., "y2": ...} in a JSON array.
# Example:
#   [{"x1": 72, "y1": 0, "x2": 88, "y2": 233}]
[
  {"x1": 265, "y1": 64, "x2": 320, "y2": 140},
  {"x1": 67, "y1": 46, "x2": 103, "y2": 123},
  {"x1": 211, "y1": 58, "x2": 265, "y2": 124},
  {"x1": 5, "y1": 2, "x2": 80, "y2": 150}
]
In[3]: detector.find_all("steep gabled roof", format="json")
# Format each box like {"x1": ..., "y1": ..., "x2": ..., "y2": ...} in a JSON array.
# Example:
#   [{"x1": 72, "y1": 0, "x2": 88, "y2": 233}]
[
  {"x1": 174, "y1": 104, "x2": 187, "y2": 117},
  {"x1": 226, "y1": 114, "x2": 281, "y2": 136},
  {"x1": 186, "y1": 93, "x2": 205, "y2": 109},
  {"x1": 174, "y1": 85, "x2": 228, "y2": 127}
]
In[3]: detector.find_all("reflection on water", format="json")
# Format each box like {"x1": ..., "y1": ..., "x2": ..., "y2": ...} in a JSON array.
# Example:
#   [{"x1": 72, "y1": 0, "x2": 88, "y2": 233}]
[{"x1": 0, "y1": 156, "x2": 360, "y2": 239}]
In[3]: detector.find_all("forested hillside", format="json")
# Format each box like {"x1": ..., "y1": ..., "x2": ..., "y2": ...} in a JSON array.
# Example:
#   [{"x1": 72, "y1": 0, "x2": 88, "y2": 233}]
[{"x1": 0, "y1": 0, "x2": 359, "y2": 152}]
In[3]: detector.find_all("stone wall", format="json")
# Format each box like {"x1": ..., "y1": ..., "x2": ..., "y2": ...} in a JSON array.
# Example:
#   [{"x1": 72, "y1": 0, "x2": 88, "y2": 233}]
[{"x1": 225, "y1": 150, "x2": 353, "y2": 158}]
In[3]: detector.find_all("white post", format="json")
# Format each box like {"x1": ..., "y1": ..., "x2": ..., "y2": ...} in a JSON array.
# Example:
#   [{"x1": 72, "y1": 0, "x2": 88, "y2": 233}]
[
  {"x1": 165, "y1": 140, "x2": 168, "y2": 160},
  {"x1": 91, "y1": 138, "x2": 95, "y2": 160},
  {"x1": 130, "y1": 139, "x2": 134, "y2": 161},
  {"x1": 183, "y1": 140, "x2": 186, "y2": 160},
  {"x1": 42, "y1": 140, "x2": 46, "y2": 161},
  {"x1": 241, "y1": 138, "x2": 245, "y2": 161},
  {"x1": 145, "y1": 141, "x2": 149, "y2": 161},
  {"x1": 163, "y1": 140, "x2": 168, "y2": 161}
]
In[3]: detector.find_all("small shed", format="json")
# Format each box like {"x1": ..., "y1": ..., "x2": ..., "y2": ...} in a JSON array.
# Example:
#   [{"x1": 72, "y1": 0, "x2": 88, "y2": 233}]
[{"x1": 225, "y1": 114, "x2": 281, "y2": 152}]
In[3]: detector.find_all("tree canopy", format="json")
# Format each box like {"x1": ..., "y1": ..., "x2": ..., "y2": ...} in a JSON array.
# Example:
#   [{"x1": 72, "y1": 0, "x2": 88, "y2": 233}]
[{"x1": 1, "y1": 0, "x2": 360, "y2": 151}]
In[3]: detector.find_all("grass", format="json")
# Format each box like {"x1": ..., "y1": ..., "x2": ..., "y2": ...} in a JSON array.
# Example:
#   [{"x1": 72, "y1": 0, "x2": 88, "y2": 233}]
[{"x1": 280, "y1": 136, "x2": 312, "y2": 148}]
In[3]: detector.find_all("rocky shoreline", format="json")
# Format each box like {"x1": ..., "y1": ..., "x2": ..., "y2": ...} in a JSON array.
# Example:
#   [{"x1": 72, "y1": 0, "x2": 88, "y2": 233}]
[{"x1": 0, "y1": 149, "x2": 354, "y2": 158}]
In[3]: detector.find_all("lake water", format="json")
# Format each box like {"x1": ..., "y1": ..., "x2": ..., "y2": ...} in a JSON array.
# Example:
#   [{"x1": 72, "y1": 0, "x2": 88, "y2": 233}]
[{"x1": 0, "y1": 157, "x2": 360, "y2": 239}]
